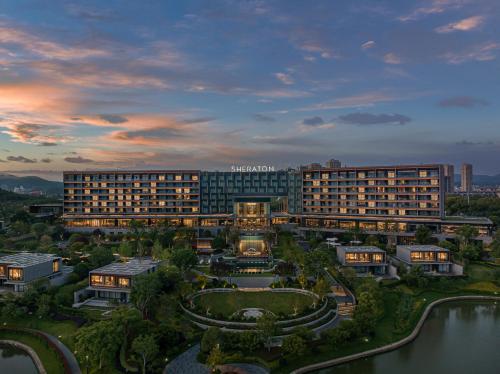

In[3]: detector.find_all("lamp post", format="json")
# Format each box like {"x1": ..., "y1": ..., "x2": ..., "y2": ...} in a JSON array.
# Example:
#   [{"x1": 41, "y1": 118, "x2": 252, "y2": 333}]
[{"x1": 85, "y1": 355, "x2": 89, "y2": 374}]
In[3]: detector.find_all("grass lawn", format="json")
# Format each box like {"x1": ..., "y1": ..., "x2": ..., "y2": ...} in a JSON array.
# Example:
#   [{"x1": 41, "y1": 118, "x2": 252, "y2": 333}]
[
  {"x1": 2, "y1": 315, "x2": 79, "y2": 351},
  {"x1": 194, "y1": 291, "x2": 315, "y2": 317},
  {"x1": 467, "y1": 263, "x2": 499, "y2": 282},
  {"x1": 0, "y1": 329, "x2": 65, "y2": 374}
]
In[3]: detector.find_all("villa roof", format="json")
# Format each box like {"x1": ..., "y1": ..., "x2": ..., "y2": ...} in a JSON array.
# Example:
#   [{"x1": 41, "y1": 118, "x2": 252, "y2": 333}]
[
  {"x1": 397, "y1": 245, "x2": 449, "y2": 252},
  {"x1": 338, "y1": 246, "x2": 385, "y2": 253},
  {"x1": 0, "y1": 252, "x2": 60, "y2": 267},
  {"x1": 90, "y1": 258, "x2": 159, "y2": 276}
]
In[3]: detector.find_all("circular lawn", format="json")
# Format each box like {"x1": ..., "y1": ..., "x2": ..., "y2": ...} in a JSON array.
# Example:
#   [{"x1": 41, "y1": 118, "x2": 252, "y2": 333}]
[{"x1": 193, "y1": 291, "x2": 316, "y2": 318}]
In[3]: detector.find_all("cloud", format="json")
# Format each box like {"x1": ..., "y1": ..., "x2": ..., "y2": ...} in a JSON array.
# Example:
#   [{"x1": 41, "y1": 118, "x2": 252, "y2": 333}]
[
  {"x1": 398, "y1": 0, "x2": 467, "y2": 22},
  {"x1": 302, "y1": 116, "x2": 325, "y2": 126},
  {"x1": 441, "y1": 42, "x2": 500, "y2": 64},
  {"x1": 438, "y1": 96, "x2": 489, "y2": 108},
  {"x1": 435, "y1": 16, "x2": 484, "y2": 33},
  {"x1": 338, "y1": 112, "x2": 411, "y2": 125},
  {"x1": 0, "y1": 23, "x2": 109, "y2": 60},
  {"x1": 98, "y1": 114, "x2": 128, "y2": 124},
  {"x1": 275, "y1": 72, "x2": 294, "y2": 85},
  {"x1": 361, "y1": 41, "x2": 376, "y2": 50},
  {"x1": 40, "y1": 158, "x2": 52, "y2": 163},
  {"x1": 1, "y1": 122, "x2": 68, "y2": 146},
  {"x1": 301, "y1": 92, "x2": 402, "y2": 111},
  {"x1": 383, "y1": 53, "x2": 402, "y2": 64},
  {"x1": 7, "y1": 155, "x2": 37, "y2": 163},
  {"x1": 455, "y1": 140, "x2": 494, "y2": 146},
  {"x1": 253, "y1": 114, "x2": 276, "y2": 122},
  {"x1": 299, "y1": 116, "x2": 334, "y2": 131},
  {"x1": 64, "y1": 156, "x2": 95, "y2": 164}
]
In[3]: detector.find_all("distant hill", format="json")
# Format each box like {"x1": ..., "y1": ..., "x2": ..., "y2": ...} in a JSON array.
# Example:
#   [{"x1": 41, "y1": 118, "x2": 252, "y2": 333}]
[
  {"x1": 0, "y1": 174, "x2": 63, "y2": 196},
  {"x1": 454, "y1": 174, "x2": 500, "y2": 186}
]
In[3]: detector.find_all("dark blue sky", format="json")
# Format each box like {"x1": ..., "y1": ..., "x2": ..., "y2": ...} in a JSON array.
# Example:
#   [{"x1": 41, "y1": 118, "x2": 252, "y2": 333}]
[{"x1": 0, "y1": 0, "x2": 499, "y2": 180}]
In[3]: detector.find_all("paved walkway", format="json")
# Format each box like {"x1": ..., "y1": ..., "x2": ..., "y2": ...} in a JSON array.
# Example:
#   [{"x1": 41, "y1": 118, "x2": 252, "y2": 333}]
[{"x1": 164, "y1": 344, "x2": 209, "y2": 374}]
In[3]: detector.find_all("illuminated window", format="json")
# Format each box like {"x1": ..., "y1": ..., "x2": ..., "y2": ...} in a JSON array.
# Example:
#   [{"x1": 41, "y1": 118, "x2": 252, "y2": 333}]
[
  {"x1": 388, "y1": 171, "x2": 395, "y2": 178},
  {"x1": 52, "y1": 260, "x2": 60, "y2": 273},
  {"x1": 134, "y1": 182, "x2": 140, "y2": 188},
  {"x1": 192, "y1": 175, "x2": 199, "y2": 181},
  {"x1": 419, "y1": 171, "x2": 428, "y2": 177},
  {"x1": 358, "y1": 172, "x2": 365, "y2": 178},
  {"x1": 175, "y1": 175, "x2": 182, "y2": 181},
  {"x1": 159, "y1": 175, "x2": 165, "y2": 181},
  {"x1": 8, "y1": 268, "x2": 23, "y2": 281},
  {"x1": 118, "y1": 277, "x2": 130, "y2": 288},
  {"x1": 437, "y1": 252, "x2": 448, "y2": 261},
  {"x1": 322, "y1": 173, "x2": 329, "y2": 179}
]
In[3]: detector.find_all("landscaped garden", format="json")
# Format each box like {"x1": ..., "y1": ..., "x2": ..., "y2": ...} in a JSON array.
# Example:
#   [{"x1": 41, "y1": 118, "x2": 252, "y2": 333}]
[{"x1": 193, "y1": 290, "x2": 317, "y2": 318}]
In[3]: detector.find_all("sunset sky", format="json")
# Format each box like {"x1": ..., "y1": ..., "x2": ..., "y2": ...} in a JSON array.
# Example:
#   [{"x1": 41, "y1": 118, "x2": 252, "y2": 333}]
[{"x1": 0, "y1": 0, "x2": 499, "y2": 180}]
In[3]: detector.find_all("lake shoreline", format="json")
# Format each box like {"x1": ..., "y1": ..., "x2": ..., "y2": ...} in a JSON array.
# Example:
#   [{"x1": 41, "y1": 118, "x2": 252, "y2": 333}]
[{"x1": 291, "y1": 295, "x2": 500, "y2": 374}]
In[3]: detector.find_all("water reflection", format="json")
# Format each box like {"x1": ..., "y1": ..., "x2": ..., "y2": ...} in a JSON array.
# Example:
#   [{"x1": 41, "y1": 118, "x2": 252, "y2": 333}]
[
  {"x1": 0, "y1": 343, "x2": 38, "y2": 373},
  {"x1": 315, "y1": 302, "x2": 500, "y2": 374}
]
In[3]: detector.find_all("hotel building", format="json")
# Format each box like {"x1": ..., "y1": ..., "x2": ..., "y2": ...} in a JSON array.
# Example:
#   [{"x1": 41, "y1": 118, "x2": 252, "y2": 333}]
[{"x1": 63, "y1": 164, "x2": 492, "y2": 241}]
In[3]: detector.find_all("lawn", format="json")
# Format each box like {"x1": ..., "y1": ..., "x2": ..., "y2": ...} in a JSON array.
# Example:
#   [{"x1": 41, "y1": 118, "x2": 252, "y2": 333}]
[
  {"x1": 0, "y1": 329, "x2": 66, "y2": 374},
  {"x1": 194, "y1": 291, "x2": 315, "y2": 317}
]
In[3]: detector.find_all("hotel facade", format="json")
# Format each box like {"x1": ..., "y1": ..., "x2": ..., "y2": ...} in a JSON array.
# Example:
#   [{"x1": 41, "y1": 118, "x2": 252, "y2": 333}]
[{"x1": 63, "y1": 164, "x2": 492, "y2": 241}]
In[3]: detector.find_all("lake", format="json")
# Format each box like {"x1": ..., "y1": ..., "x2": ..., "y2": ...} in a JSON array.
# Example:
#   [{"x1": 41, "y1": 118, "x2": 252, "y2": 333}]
[
  {"x1": 0, "y1": 343, "x2": 39, "y2": 373},
  {"x1": 316, "y1": 301, "x2": 500, "y2": 374}
]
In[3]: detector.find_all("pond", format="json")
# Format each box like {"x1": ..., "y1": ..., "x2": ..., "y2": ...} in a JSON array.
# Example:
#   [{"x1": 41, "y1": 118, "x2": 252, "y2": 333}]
[
  {"x1": 316, "y1": 301, "x2": 500, "y2": 374},
  {"x1": 0, "y1": 343, "x2": 39, "y2": 373}
]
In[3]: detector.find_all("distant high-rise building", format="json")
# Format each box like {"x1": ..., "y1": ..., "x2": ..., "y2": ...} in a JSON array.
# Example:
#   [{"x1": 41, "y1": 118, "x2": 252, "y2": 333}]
[
  {"x1": 308, "y1": 163, "x2": 322, "y2": 169},
  {"x1": 443, "y1": 164, "x2": 455, "y2": 193},
  {"x1": 325, "y1": 159, "x2": 341, "y2": 168},
  {"x1": 461, "y1": 163, "x2": 473, "y2": 193}
]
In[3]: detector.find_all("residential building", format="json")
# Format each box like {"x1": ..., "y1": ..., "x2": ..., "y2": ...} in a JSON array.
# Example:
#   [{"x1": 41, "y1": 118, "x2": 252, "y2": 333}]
[
  {"x1": 325, "y1": 159, "x2": 341, "y2": 168},
  {"x1": 461, "y1": 163, "x2": 473, "y2": 193},
  {"x1": 87, "y1": 258, "x2": 159, "y2": 302},
  {"x1": 336, "y1": 246, "x2": 387, "y2": 275},
  {"x1": 0, "y1": 253, "x2": 62, "y2": 292},
  {"x1": 395, "y1": 245, "x2": 452, "y2": 274},
  {"x1": 442, "y1": 164, "x2": 455, "y2": 194}
]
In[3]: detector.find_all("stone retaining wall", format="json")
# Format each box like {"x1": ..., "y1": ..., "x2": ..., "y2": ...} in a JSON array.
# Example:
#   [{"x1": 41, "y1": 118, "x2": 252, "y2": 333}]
[
  {"x1": 291, "y1": 295, "x2": 500, "y2": 374},
  {"x1": 0, "y1": 339, "x2": 47, "y2": 374}
]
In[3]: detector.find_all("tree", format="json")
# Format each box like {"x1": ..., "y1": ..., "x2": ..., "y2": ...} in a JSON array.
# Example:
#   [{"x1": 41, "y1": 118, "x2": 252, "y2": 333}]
[
  {"x1": 257, "y1": 313, "x2": 280, "y2": 352},
  {"x1": 341, "y1": 267, "x2": 357, "y2": 287},
  {"x1": 313, "y1": 277, "x2": 330, "y2": 301},
  {"x1": 36, "y1": 294, "x2": 51, "y2": 317},
  {"x1": 130, "y1": 273, "x2": 161, "y2": 319},
  {"x1": 152, "y1": 239, "x2": 169, "y2": 260},
  {"x1": 89, "y1": 247, "x2": 114, "y2": 269},
  {"x1": 353, "y1": 291, "x2": 380, "y2": 334},
  {"x1": 201, "y1": 327, "x2": 222, "y2": 354},
  {"x1": 31, "y1": 222, "x2": 48, "y2": 238},
  {"x1": 415, "y1": 225, "x2": 432, "y2": 244},
  {"x1": 282, "y1": 334, "x2": 307, "y2": 359},
  {"x1": 130, "y1": 219, "x2": 146, "y2": 257},
  {"x1": 456, "y1": 225, "x2": 479, "y2": 249},
  {"x1": 132, "y1": 334, "x2": 159, "y2": 374},
  {"x1": 303, "y1": 249, "x2": 330, "y2": 277},
  {"x1": 211, "y1": 236, "x2": 226, "y2": 250},
  {"x1": 118, "y1": 241, "x2": 134, "y2": 257},
  {"x1": 461, "y1": 244, "x2": 481, "y2": 260},
  {"x1": 75, "y1": 320, "x2": 122, "y2": 369},
  {"x1": 297, "y1": 273, "x2": 307, "y2": 289},
  {"x1": 171, "y1": 248, "x2": 197, "y2": 274},
  {"x1": 206, "y1": 345, "x2": 224, "y2": 371}
]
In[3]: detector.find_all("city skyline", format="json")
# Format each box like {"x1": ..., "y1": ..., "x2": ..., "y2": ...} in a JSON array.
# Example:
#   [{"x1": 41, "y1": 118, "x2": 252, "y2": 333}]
[{"x1": 1, "y1": 0, "x2": 499, "y2": 181}]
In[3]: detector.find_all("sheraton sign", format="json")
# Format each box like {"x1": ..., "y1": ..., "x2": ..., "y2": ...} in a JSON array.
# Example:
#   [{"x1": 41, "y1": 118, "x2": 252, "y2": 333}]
[{"x1": 230, "y1": 165, "x2": 276, "y2": 172}]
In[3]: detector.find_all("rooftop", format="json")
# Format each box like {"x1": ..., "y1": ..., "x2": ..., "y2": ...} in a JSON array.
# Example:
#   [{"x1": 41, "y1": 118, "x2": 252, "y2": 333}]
[
  {"x1": 0, "y1": 252, "x2": 59, "y2": 267},
  {"x1": 338, "y1": 246, "x2": 385, "y2": 253},
  {"x1": 398, "y1": 245, "x2": 449, "y2": 252},
  {"x1": 90, "y1": 258, "x2": 159, "y2": 276}
]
